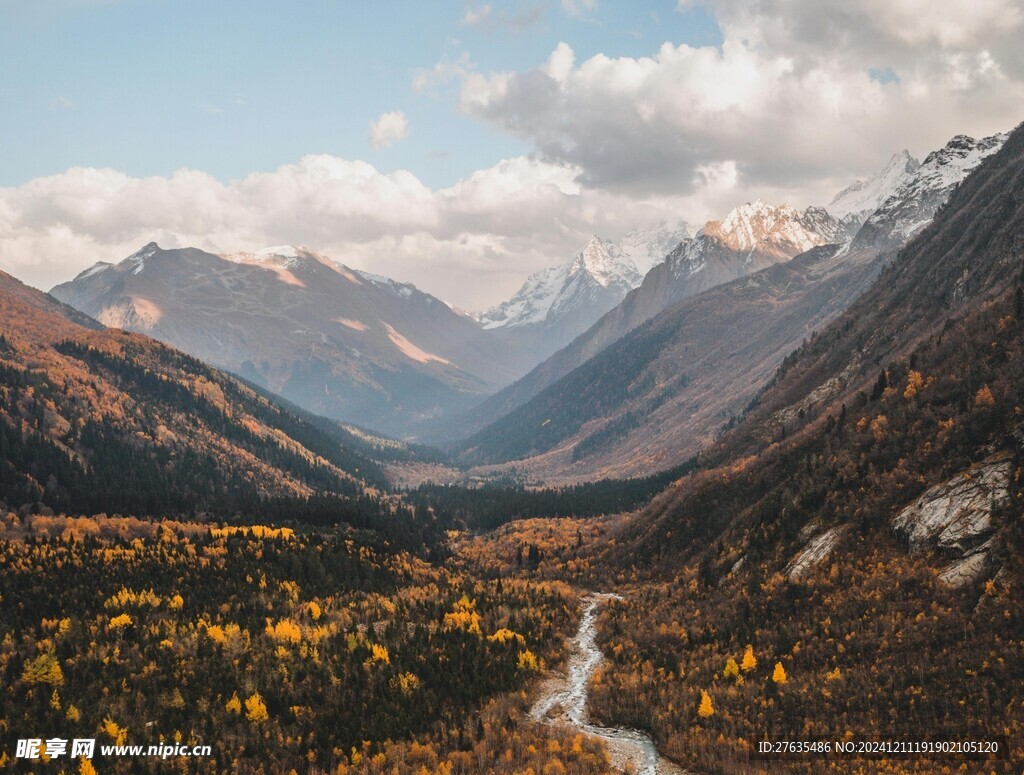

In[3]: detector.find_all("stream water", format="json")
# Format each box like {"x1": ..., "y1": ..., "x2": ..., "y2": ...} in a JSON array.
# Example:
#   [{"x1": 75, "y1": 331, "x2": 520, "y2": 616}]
[{"x1": 530, "y1": 593, "x2": 686, "y2": 775}]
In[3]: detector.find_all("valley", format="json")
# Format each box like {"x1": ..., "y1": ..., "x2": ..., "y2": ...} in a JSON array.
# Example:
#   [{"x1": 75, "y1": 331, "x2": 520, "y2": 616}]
[{"x1": 1, "y1": 84, "x2": 1022, "y2": 775}]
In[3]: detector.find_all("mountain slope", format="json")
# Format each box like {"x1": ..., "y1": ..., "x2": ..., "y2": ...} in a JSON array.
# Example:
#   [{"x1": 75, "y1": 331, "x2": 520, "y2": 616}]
[
  {"x1": 0, "y1": 269, "x2": 405, "y2": 521},
  {"x1": 447, "y1": 132, "x2": 1008, "y2": 470},
  {"x1": 456, "y1": 243, "x2": 884, "y2": 477},
  {"x1": 50, "y1": 244, "x2": 533, "y2": 437},
  {"x1": 478, "y1": 221, "x2": 694, "y2": 362},
  {"x1": 585, "y1": 123, "x2": 1024, "y2": 775},
  {"x1": 630, "y1": 121, "x2": 1024, "y2": 562},
  {"x1": 445, "y1": 202, "x2": 843, "y2": 444}
]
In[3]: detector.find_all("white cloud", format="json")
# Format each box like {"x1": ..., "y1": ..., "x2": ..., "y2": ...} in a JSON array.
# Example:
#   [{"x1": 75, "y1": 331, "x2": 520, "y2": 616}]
[
  {"x1": 367, "y1": 111, "x2": 410, "y2": 149},
  {"x1": 48, "y1": 95, "x2": 76, "y2": 111},
  {"x1": 412, "y1": 52, "x2": 475, "y2": 94},
  {"x1": 460, "y1": 2, "x2": 546, "y2": 30},
  {"x1": 457, "y1": 1, "x2": 1024, "y2": 204},
  {"x1": 561, "y1": 0, "x2": 596, "y2": 18},
  {"x1": 461, "y1": 3, "x2": 493, "y2": 27},
  {"x1": 0, "y1": 155, "x2": 706, "y2": 309}
]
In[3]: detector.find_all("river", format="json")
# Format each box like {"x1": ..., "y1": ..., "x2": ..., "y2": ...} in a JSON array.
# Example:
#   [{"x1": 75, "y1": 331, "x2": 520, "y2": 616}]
[{"x1": 530, "y1": 593, "x2": 687, "y2": 775}]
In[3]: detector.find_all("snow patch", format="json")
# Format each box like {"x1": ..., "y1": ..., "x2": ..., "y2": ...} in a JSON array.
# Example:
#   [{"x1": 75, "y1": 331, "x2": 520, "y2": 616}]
[
  {"x1": 75, "y1": 262, "x2": 112, "y2": 280},
  {"x1": 256, "y1": 245, "x2": 300, "y2": 260}
]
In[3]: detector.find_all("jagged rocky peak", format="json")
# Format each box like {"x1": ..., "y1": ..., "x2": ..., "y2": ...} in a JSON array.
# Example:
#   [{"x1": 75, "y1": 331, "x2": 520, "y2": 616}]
[
  {"x1": 567, "y1": 236, "x2": 636, "y2": 287},
  {"x1": 828, "y1": 150, "x2": 921, "y2": 228},
  {"x1": 616, "y1": 219, "x2": 695, "y2": 274},
  {"x1": 479, "y1": 234, "x2": 642, "y2": 330},
  {"x1": 701, "y1": 199, "x2": 843, "y2": 258},
  {"x1": 851, "y1": 130, "x2": 1009, "y2": 250}
]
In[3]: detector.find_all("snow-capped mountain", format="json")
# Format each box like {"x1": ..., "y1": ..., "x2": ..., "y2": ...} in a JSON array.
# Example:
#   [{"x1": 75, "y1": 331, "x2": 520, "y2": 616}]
[
  {"x1": 51, "y1": 243, "x2": 537, "y2": 437},
  {"x1": 701, "y1": 201, "x2": 844, "y2": 259},
  {"x1": 851, "y1": 132, "x2": 1008, "y2": 251},
  {"x1": 441, "y1": 202, "x2": 843, "y2": 444},
  {"x1": 476, "y1": 220, "x2": 692, "y2": 359},
  {"x1": 616, "y1": 220, "x2": 697, "y2": 274},
  {"x1": 480, "y1": 236, "x2": 640, "y2": 330},
  {"x1": 828, "y1": 150, "x2": 921, "y2": 230}
]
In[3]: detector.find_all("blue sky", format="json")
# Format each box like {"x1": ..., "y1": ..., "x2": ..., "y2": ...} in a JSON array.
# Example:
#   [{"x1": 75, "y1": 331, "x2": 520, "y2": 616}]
[
  {"x1": 1, "y1": 0, "x2": 1020, "y2": 306},
  {"x1": 0, "y1": 0, "x2": 721, "y2": 188}
]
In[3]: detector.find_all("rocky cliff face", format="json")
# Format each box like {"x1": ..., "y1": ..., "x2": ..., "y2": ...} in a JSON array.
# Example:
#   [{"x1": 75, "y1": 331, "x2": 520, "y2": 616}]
[{"x1": 893, "y1": 456, "x2": 1013, "y2": 587}]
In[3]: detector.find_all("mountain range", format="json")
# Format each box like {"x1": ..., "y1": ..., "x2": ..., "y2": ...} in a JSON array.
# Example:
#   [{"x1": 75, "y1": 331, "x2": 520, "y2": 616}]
[
  {"x1": 0, "y1": 268, "x2": 385, "y2": 508},
  {"x1": 449, "y1": 131, "x2": 1008, "y2": 479},
  {"x1": 51, "y1": 244, "x2": 538, "y2": 437},
  {"x1": 47, "y1": 130, "x2": 1008, "y2": 478}
]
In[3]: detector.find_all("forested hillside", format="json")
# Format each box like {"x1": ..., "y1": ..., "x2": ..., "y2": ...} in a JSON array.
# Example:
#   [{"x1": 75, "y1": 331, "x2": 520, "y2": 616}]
[
  {"x1": 579, "y1": 123, "x2": 1024, "y2": 771},
  {"x1": 0, "y1": 270, "x2": 443, "y2": 546}
]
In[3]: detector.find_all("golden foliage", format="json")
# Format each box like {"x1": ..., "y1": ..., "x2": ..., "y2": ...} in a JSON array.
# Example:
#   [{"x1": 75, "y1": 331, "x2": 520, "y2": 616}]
[
  {"x1": 107, "y1": 613, "x2": 133, "y2": 630},
  {"x1": 975, "y1": 384, "x2": 996, "y2": 407},
  {"x1": 21, "y1": 651, "x2": 64, "y2": 686},
  {"x1": 740, "y1": 644, "x2": 757, "y2": 673},
  {"x1": 697, "y1": 690, "x2": 714, "y2": 718},
  {"x1": 771, "y1": 662, "x2": 788, "y2": 685},
  {"x1": 245, "y1": 692, "x2": 269, "y2": 724}
]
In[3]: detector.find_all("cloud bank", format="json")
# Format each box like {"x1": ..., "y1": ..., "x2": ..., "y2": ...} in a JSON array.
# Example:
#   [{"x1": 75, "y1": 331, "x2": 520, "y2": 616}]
[
  {"x1": 2, "y1": 0, "x2": 1022, "y2": 309},
  {"x1": 458, "y1": 0, "x2": 1023, "y2": 200},
  {"x1": 0, "y1": 156, "x2": 702, "y2": 308}
]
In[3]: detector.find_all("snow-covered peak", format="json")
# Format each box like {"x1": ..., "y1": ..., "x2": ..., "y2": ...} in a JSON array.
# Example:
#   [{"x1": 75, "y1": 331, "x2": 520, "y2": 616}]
[
  {"x1": 121, "y1": 242, "x2": 160, "y2": 275},
  {"x1": 702, "y1": 201, "x2": 842, "y2": 258},
  {"x1": 912, "y1": 132, "x2": 1007, "y2": 193},
  {"x1": 617, "y1": 219, "x2": 694, "y2": 274},
  {"x1": 852, "y1": 131, "x2": 1008, "y2": 249},
  {"x1": 479, "y1": 236, "x2": 641, "y2": 329},
  {"x1": 568, "y1": 237, "x2": 639, "y2": 289},
  {"x1": 828, "y1": 150, "x2": 921, "y2": 225}
]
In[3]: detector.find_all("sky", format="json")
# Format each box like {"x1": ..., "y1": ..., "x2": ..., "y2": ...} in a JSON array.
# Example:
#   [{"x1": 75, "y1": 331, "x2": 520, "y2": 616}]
[{"x1": 1, "y1": 0, "x2": 1022, "y2": 309}]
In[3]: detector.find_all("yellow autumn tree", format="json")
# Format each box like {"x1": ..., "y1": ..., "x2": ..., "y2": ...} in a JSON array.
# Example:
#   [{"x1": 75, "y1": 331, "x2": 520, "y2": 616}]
[
  {"x1": 225, "y1": 692, "x2": 242, "y2": 714},
  {"x1": 22, "y1": 651, "x2": 64, "y2": 686},
  {"x1": 741, "y1": 644, "x2": 757, "y2": 673},
  {"x1": 517, "y1": 650, "x2": 539, "y2": 671},
  {"x1": 697, "y1": 690, "x2": 715, "y2": 718},
  {"x1": 101, "y1": 717, "x2": 128, "y2": 746},
  {"x1": 772, "y1": 662, "x2": 788, "y2": 685},
  {"x1": 974, "y1": 385, "x2": 996, "y2": 407},
  {"x1": 79, "y1": 758, "x2": 98, "y2": 775},
  {"x1": 245, "y1": 692, "x2": 269, "y2": 723},
  {"x1": 904, "y1": 370, "x2": 925, "y2": 399},
  {"x1": 723, "y1": 657, "x2": 740, "y2": 682},
  {"x1": 107, "y1": 613, "x2": 132, "y2": 631}
]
